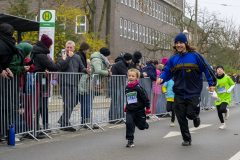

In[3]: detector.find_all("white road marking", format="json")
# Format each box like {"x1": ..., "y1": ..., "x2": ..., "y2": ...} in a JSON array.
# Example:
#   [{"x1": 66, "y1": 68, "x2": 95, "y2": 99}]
[
  {"x1": 164, "y1": 124, "x2": 213, "y2": 138},
  {"x1": 229, "y1": 151, "x2": 240, "y2": 160}
]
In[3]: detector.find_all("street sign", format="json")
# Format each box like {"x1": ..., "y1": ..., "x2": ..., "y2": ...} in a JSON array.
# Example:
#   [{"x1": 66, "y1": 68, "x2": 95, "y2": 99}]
[{"x1": 39, "y1": 10, "x2": 55, "y2": 59}]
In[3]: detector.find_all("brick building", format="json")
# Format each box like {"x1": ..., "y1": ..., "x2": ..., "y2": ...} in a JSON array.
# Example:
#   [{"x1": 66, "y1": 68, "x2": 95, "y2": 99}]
[{"x1": 0, "y1": 0, "x2": 184, "y2": 61}]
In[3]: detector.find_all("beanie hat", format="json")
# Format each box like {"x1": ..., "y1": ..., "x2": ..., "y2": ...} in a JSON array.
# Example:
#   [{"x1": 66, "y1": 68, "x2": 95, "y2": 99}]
[
  {"x1": 80, "y1": 42, "x2": 90, "y2": 50},
  {"x1": 123, "y1": 53, "x2": 132, "y2": 61},
  {"x1": 133, "y1": 51, "x2": 142, "y2": 60},
  {"x1": 216, "y1": 66, "x2": 224, "y2": 70},
  {"x1": 100, "y1": 47, "x2": 111, "y2": 57},
  {"x1": 40, "y1": 34, "x2": 52, "y2": 48},
  {"x1": 162, "y1": 57, "x2": 168, "y2": 65},
  {"x1": 174, "y1": 33, "x2": 188, "y2": 44}
]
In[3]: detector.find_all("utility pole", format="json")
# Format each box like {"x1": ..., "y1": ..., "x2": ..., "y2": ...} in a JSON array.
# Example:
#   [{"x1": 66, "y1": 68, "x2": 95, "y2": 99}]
[
  {"x1": 194, "y1": 0, "x2": 198, "y2": 48},
  {"x1": 38, "y1": 0, "x2": 42, "y2": 22}
]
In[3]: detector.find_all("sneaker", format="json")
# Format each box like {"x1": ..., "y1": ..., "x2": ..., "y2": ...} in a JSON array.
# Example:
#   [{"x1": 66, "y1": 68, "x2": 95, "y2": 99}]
[
  {"x1": 182, "y1": 140, "x2": 192, "y2": 146},
  {"x1": 219, "y1": 123, "x2": 226, "y2": 129},
  {"x1": 225, "y1": 109, "x2": 229, "y2": 120},
  {"x1": 193, "y1": 117, "x2": 201, "y2": 128},
  {"x1": 170, "y1": 122, "x2": 175, "y2": 127},
  {"x1": 146, "y1": 122, "x2": 149, "y2": 129},
  {"x1": 126, "y1": 139, "x2": 134, "y2": 147}
]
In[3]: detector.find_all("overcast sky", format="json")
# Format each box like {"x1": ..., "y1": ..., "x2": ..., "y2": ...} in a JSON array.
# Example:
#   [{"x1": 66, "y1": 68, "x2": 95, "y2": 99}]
[{"x1": 186, "y1": 0, "x2": 240, "y2": 26}]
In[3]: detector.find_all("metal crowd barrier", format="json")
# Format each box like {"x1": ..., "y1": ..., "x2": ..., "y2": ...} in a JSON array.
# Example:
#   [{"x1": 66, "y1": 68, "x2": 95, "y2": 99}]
[{"x1": 2, "y1": 72, "x2": 240, "y2": 141}]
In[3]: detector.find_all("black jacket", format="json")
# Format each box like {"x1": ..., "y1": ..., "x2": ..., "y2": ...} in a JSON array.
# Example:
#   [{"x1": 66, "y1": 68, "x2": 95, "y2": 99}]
[
  {"x1": 76, "y1": 49, "x2": 87, "y2": 68},
  {"x1": 32, "y1": 41, "x2": 70, "y2": 72},
  {"x1": 125, "y1": 83, "x2": 150, "y2": 112},
  {"x1": 111, "y1": 56, "x2": 129, "y2": 75},
  {"x1": 0, "y1": 31, "x2": 19, "y2": 73},
  {"x1": 129, "y1": 56, "x2": 144, "y2": 78}
]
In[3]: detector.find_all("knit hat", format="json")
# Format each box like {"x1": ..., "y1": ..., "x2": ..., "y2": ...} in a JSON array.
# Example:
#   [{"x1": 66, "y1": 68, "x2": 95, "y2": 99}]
[
  {"x1": 100, "y1": 47, "x2": 111, "y2": 57},
  {"x1": 174, "y1": 33, "x2": 188, "y2": 44},
  {"x1": 123, "y1": 53, "x2": 132, "y2": 61},
  {"x1": 162, "y1": 57, "x2": 168, "y2": 65},
  {"x1": 80, "y1": 42, "x2": 90, "y2": 50},
  {"x1": 216, "y1": 66, "x2": 224, "y2": 70},
  {"x1": 133, "y1": 51, "x2": 142, "y2": 60},
  {"x1": 16, "y1": 43, "x2": 33, "y2": 57},
  {"x1": 40, "y1": 34, "x2": 52, "y2": 48}
]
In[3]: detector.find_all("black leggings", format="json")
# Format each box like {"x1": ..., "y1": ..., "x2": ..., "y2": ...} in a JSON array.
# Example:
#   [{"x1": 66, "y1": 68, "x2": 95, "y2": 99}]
[
  {"x1": 216, "y1": 102, "x2": 228, "y2": 123},
  {"x1": 167, "y1": 101, "x2": 175, "y2": 123}
]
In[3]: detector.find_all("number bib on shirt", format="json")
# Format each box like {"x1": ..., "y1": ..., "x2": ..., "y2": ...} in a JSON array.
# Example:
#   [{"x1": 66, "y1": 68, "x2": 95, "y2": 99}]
[
  {"x1": 217, "y1": 85, "x2": 226, "y2": 94},
  {"x1": 127, "y1": 92, "x2": 138, "y2": 104}
]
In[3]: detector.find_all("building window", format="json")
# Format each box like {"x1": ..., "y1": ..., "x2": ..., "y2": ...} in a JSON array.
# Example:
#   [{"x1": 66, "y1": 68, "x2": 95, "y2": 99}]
[
  {"x1": 129, "y1": 0, "x2": 131, "y2": 7},
  {"x1": 149, "y1": 28, "x2": 151, "y2": 44},
  {"x1": 155, "y1": 3, "x2": 158, "y2": 19},
  {"x1": 139, "y1": 0, "x2": 142, "y2": 12},
  {"x1": 124, "y1": 20, "x2": 127, "y2": 38},
  {"x1": 160, "y1": 33, "x2": 163, "y2": 48},
  {"x1": 133, "y1": 0, "x2": 135, "y2": 8},
  {"x1": 146, "y1": 27, "x2": 148, "y2": 44},
  {"x1": 152, "y1": 30, "x2": 154, "y2": 45},
  {"x1": 121, "y1": 0, "x2": 124, "y2": 3},
  {"x1": 136, "y1": 0, "x2": 139, "y2": 10},
  {"x1": 143, "y1": 26, "x2": 145, "y2": 43},
  {"x1": 152, "y1": 1, "x2": 155, "y2": 17},
  {"x1": 146, "y1": 0, "x2": 149, "y2": 15},
  {"x1": 155, "y1": 30, "x2": 158, "y2": 45},
  {"x1": 143, "y1": 0, "x2": 146, "y2": 13},
  {"x1": 150, "y1": 0, "x2": 153, "y2": 17},
  {"x1": 164, "y1": 7, "x2": 166, "y2": 22},
  {"x1": 128, "y1": 21, "x2": 131, "y2": 39},
  {"x1": 158, "y1": 5, "x2": 161, "y2": 20},
  {"x1": 135, "y1": 23, "x2": 138, "y2": 41},
  {"x1": 158, "y1": 32, "x2": 160, "y2": 47},
  {"x1": 76, "y1": 15, "x2": 86, "y2": 34},
  {"x1": 132, "y1": 22, "x2": 135, "y2": 40},
  {"x1": 163, "y1": 33, "x2": 166, "y2": 49},
  {"x1": 161, "y1": 6, "x2": 164, "y2": 21},
  {"x1": 120, "y1": 18, "x2": 123, "y2": 37},
  {"x1": 125, "y1": 0, "x2": 128, "y2": 5},
  {"x1": 139, "y1": 25, "x2": 142, "y2": 42}
]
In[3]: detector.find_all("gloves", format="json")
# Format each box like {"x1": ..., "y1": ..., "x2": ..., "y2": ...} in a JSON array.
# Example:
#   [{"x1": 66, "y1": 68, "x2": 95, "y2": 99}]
[
  {"x1": 124, "y1": 107, "x2": 126, "y2": 112},
  {"x1": 209, "y1": 91, "x2": 220, "y2": 102},
  {"x1": 146, "y1": 108, "x2": 151, "y2": 114}
]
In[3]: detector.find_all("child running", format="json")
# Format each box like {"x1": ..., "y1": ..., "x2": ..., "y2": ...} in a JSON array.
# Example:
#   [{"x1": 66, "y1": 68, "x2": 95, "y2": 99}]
[
  {"x1": 124, "y1": 68, "x2": 151, "y2": 147},
  {"x1": 162, "y1": 78, "x2": 175, "y2": 127},
  {"x1": 210, "y1": 66, "x2": 235, "y2": 129}
]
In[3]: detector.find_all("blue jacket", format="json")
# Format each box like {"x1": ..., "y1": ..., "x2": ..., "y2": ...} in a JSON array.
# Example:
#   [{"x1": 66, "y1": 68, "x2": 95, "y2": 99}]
[
  {"x1": 142, "y1": 62, "x2": 157, "y2": 81},
  {"x1": 160, "y1": 51, "x2": 217, "y2": 99},
  {"x1": 163, "y1": 79, "x2": 175, "y2": 98}
]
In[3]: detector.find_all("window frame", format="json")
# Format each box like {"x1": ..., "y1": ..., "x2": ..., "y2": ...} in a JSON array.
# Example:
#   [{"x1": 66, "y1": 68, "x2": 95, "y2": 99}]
[
  {"x1": 75, "y1": 15, "x2": 86, "y2": 34},
  {"x1": 120, "y1": 18, "x2": 123, "y2": 37},
  {"x1": 124, "y1": 19, "x2": 127, "y2": 38},
  {"x1": 143, "y1": 26, "x2": 145, "y2": 43},
  {"x1": 135, "y1": 23, "x2": 139, "y2": 41},
  {"x1": 139, "y1": 25, "x2": 142, "y2": 42},
  {"x1": 128, "y1": 20, "x2": 131, "y2": 39},
  {"x1": 132, "y1": 22, "x2": 135, "y2": 40}
]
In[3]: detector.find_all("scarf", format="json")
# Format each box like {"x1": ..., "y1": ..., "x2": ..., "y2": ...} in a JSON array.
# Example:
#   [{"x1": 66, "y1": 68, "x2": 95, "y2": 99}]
[
  {"x1": 128, "y1": 80, "x2": 139, "y2": 87},
  {"x1": 217, "y1": 73, "x2": 225, "y2": 79}
]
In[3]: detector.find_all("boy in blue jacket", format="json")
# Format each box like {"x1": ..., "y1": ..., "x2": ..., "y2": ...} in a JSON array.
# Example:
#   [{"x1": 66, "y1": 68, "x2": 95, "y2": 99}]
[{"x1": 156, "y1": 33, "x2": 217, "y2": 146}]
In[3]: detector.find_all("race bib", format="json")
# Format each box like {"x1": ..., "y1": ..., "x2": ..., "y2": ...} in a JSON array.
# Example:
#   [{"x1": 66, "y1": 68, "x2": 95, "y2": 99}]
[
  {"x1": 217, "y1": 85, "x2": 226, "y2": 94},
  {"x1": 127, "y1": 92, "x2": 138, "y2": 104}
]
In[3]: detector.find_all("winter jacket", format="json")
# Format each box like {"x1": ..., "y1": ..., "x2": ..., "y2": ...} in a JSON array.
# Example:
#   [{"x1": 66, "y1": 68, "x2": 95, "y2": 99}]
[
  {"x1": 32, "y1": 41, "x2": 70, "y2": 73},
  {"x1": 57, "y1": 52, "x2": 87, "y2": 86},
  {"x1": 111, "y1": 56, "x2": 130, "y2": 75},
  {"x1": 89, "y1": 52, "x2": 110, "y2": 78},
  {"x1": 0, "y1": 31, "x2": 19, "y2": 73},
  {"x1": 162, "y1": 79, "x2": 175, "y2": 102},
  {"x1": 125, "y1": 81, "x2": 150, "y2": 112},
  {"x1": 76, "y1": 49, "x2": 87, "y2": 68},
  {"x1": 160, "y1": 51, "x2": 217, "y2": 99},
  {"x1": 9, "y1": 43, "x2": 33, "y2": 73},
  {"x1": 153, "y1": 69, "x2": 161, "y2": 95},
  {"x1": 142, "y1": 62, "x2": 157, "y2": 81}
]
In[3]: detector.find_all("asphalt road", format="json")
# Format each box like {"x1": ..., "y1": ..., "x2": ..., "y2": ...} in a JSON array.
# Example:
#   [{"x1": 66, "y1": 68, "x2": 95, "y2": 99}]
[{"x1": 1, "y1": 105, "x2": 240, "y2": 160}]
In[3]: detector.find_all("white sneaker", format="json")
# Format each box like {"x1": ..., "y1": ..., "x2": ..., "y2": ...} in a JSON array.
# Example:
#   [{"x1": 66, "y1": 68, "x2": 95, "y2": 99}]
[
  {"x1": 219, "y1": 123, "x2": 226, "y2": 129},
  {"x1": 225, "y1": 109, "x2": 229, "y2": 120}
]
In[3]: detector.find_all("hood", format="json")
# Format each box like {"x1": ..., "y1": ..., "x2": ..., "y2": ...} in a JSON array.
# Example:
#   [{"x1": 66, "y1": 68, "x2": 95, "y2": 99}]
[
  {"x1": 132, "y1": 56, "x2": 139, "y2": 64},
  {"x1": 16, "y1": 43, "x2": 33, "y2": 57},
  {"x1": 115, "y1": 56, "x2": 129, "y2": 66},
  {"x1": 32, "y1": 41, "x2": 50, "y2": 55},
  {"x1": 90, "y1": 52, "x2": 110, "y2": 67},
  {"x1": 146, "y1": 62, "x2": 156, "y2": 69}
]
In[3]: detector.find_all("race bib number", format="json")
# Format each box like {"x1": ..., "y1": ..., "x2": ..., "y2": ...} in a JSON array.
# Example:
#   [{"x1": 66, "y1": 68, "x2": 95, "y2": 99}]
[
  {"x1": 127, "y1": 92, "x2": 138, "y2": 104},
  {"x1": 217, "y1": 85, "x2": 226, "y2": 94}
]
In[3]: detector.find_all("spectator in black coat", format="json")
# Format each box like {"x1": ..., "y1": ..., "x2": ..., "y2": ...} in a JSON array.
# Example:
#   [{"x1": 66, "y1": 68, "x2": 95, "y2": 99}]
[
  {"x1": 129, "y1": 51, "x2": 147, "y2": 78},
  {"x1": 111, "y1": 53, "x2": 132, "y2": 75},
  {"x1": 109, "y1": 53, "x2": 133, "y2": 122},
  {"x1": 75, "y1": 42, "x2": 90, "y2": 68}
]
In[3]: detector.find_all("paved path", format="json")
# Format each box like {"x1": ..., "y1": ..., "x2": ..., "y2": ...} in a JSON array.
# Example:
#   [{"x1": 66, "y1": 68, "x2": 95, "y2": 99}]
[{"x1": 1, "y1": 105, "x2": 240, "y2": 160}]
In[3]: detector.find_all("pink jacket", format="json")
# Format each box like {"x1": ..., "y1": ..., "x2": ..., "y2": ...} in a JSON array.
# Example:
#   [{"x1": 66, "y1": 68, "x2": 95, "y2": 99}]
[{"x1": 153, "y1": 69, "x2": 162, "y2": 94}]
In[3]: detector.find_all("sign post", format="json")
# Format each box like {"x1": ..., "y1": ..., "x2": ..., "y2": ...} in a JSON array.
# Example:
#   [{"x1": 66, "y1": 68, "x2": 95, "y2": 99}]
[{"x1": 39, "y1": 10, "x2": 55, "y2": 59}]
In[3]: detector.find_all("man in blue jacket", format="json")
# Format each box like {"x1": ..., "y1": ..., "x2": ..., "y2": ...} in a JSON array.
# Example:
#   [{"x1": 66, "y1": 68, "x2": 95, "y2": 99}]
[{"x1": 156, "y1": 33, "x2": 217, "y2": 146}]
